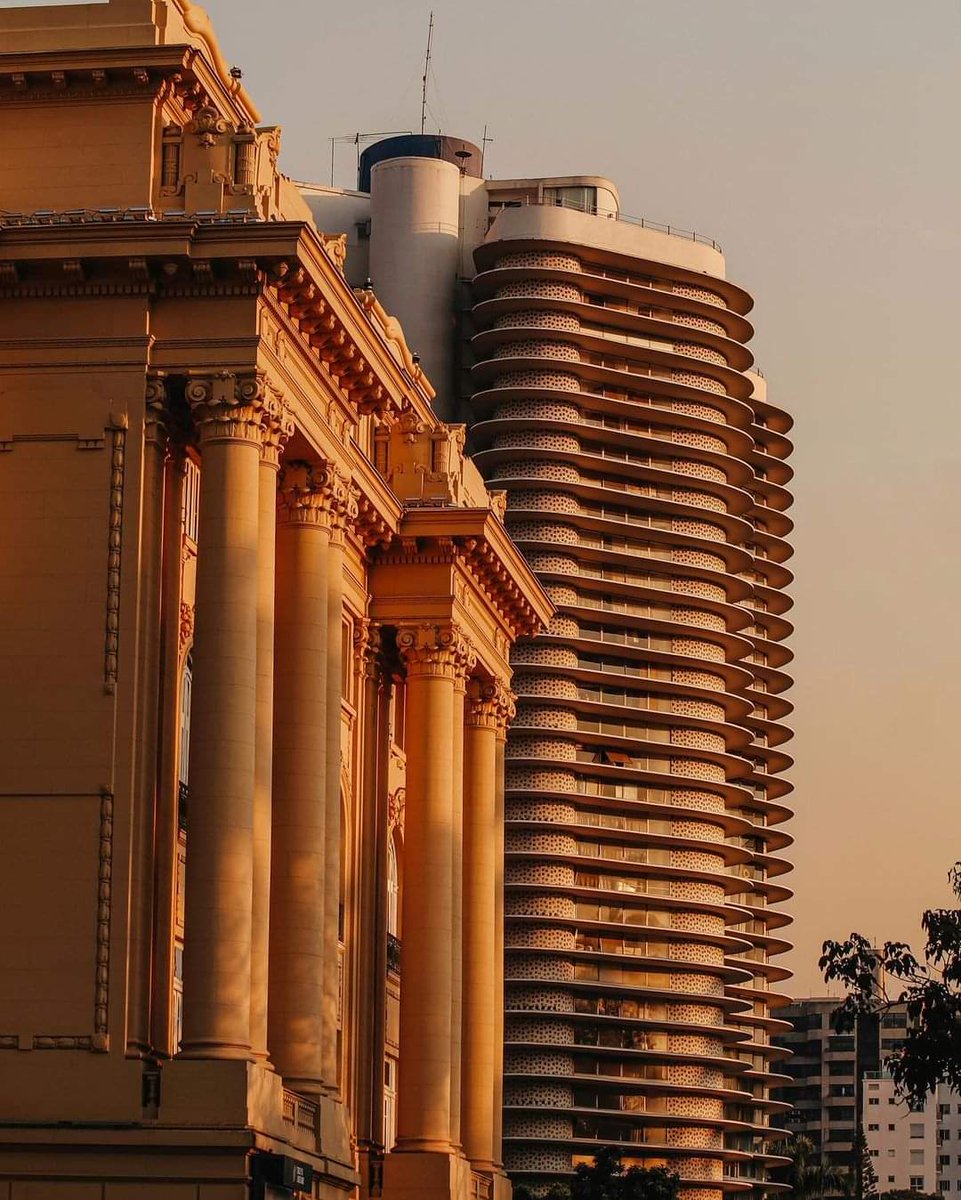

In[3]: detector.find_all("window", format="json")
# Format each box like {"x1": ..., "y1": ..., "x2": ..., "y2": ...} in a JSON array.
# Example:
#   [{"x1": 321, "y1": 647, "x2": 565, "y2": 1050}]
[
  {"x1": 940, "y1": 1184, "x2": 950, "y2": 1194},
  {"x1": 910, "y1": 1151, "x2": 925, "y2": 1165},
  {"x1": 945, "y1": 1131, "x2": 952, "y2": 1141},
  {"x1": 889, "y1": 1150, "x2": 897, "y2": 1158},
  {"x1": 911, "y1": 1178, "x2": 925, "y2": 1191},
  {"x1": 870, "y1": 1150, "x2": 879, "y2": 1158},
  {"x1": 869, "y1": 1124, "x2": 880, "y2": 1132},
  {"x1": 870, "y1": 1098, "x2": 881, "y2": 1106},
  {"x1": 912, "y1": 1125, "x2": 926, "y2": 1139},
  {"x1": 383, "y1": 1058, "x2": 397, "y2": 1149},
  {"x1": 890, "y1": 1125, "x2": 897, "y2": 1132},
  {"x1": 889, "y1": 1178, "x2": 896, "y2": 1185},
  {"x1": 386, "y1": 837, "x2": 400, "y2": 937},
  {"x1": 957, "y1": 1156, "x2": 961, "y2": 1165},
  {"x1": 940, "y1": 1156, "x2": 951, "y2": 1167}
]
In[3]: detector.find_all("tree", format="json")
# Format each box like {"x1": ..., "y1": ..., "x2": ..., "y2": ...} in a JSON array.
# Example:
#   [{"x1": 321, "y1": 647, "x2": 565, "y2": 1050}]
[
  {"x1": 820, "y1": 861, "x2": 961, "y2": 1108},
  {"x1": 513, "y1": 1149, "x2": 681, "y2": 1200},
  {"x1": 770, "y1": 1133, "x2": 842, "y2": 1200},
  {"x1": 851, "y1": 1126, "x2": 878, "y2": 1200}
]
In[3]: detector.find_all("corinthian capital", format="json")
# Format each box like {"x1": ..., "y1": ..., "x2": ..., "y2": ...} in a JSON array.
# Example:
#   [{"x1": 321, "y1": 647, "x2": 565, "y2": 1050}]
[
  {"x1": 396, "y1": 622, "x2": 477, "y2": 681},
  {"x1": 186, "y1": 370, "x2": 281, "y2": 447},
  {"x1": 322, "y1": 463, "x2": 359, "y2": 545},
  {"x1": 277, "y1": 459, "x2": 329, "y2": 527},
  {"x1": 260, "y1": 388, "x2": 293, "y2": 469},
  {"x1": 466, "y1": 678, "x2": 516, "y2": 734}
]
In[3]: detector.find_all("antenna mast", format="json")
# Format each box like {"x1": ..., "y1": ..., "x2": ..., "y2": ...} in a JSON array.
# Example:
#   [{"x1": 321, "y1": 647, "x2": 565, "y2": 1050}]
[{"x1": 420, "y1": 11, "x2": 434, "y2": 136}]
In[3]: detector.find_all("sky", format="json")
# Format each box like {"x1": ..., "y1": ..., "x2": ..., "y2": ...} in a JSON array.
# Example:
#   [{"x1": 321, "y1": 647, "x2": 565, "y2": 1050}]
[
  {"x1": 198, "y1": 0, "x2": 961, "y2": 993},
  {"x1": 14, "y1": 0, "x2": 960, "y2": 991}
]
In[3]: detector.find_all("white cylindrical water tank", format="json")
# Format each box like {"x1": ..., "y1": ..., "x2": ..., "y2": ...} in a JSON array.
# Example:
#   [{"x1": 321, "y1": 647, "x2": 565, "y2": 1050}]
[{"x1": 369, "y1": 156, "x2": 462, "y2": 420}]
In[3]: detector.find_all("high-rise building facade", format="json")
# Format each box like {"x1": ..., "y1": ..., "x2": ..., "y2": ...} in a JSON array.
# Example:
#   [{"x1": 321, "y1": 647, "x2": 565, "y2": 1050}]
[{"x1": 308, "y1": 143, "x2": 796, "y2": 1197}]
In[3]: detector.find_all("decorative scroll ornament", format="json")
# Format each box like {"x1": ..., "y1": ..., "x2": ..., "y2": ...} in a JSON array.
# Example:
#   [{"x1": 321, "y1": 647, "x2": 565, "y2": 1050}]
[
  {"x1": 144, "y1": 374, "x2": 167, "y2": 447},
  {"x1": 187, "y1": 104, "x2": 230, "y2": 147},
  {"x1": 395, "y1": 622, "x2": 477, "y2": 681}
]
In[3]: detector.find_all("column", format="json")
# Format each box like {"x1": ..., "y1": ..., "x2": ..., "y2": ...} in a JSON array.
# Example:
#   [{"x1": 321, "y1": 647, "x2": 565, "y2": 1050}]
[
  {"x1": 180, "y1": 371, "x2": 270, "y2": 1059},
  {"x1": 150, "y1": 443, "x2": 187, "y2": 1056},
  {"x1": 322, "y1": 468, "x2": 354, "y2": 1090},
  {"x1": 394, "y1": 623, "x2": 474, "y2": 1154},
  {"x1": 250, "y1": 394, "x2": 291, "y2": 1063},
  {"x1": 350, "y1": 623, "x2": 391, "y2": 1152},
  {"x1": 492, "y1": 716, "x2": 511, "y2": 1171},
  {"x1": 461, "y1": 680, "x2": 514, "y2": 1173},
  {"x1": 449, "y1": 670, "x2": 466, "y2": 1149},
  {"x1": 268, "y1": 460, "x2": 331, "y2": 1094},
  {"x1": 127, "y1": 375, "x2": 167, "y2": 1054}
]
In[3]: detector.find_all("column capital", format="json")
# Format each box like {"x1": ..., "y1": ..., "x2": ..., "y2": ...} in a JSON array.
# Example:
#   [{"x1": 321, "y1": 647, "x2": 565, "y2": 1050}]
[
  {"x1": 354, "y1": 618, "x2": 387, "y2": 682},
  {"x1": 277, "y1": 458, "x2": 357, "y2": 532},
  {"x1": 325, "y1": 465, "x2": 359, "y2": 546},
  {"x1": 277, "y1": 459, "x2": 326, "y2": 528},
  {"x1": 396, "y1": 622, "x2": 477, "y2": 681},
  {"x1": 466, "y1": 678, "x2": 516, "y2": 734},
  {"x1": 186, "y1": 370, "x2": 286, "y2": 449},
  {"x1": 145, "y1": 373, "x2": 168, "y2": 448},
  {"x1": 260, "y1": 389, "x2": 294, "y2": 470}
]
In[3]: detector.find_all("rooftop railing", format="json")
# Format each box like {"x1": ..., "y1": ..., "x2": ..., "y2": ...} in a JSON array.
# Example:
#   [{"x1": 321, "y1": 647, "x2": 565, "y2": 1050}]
[
  {"x1": 0, "y1": 207, "x2": 264, "y2": 228},
  {"x1": 494, "y1": 193, "x2": 722, "y2": 253}
]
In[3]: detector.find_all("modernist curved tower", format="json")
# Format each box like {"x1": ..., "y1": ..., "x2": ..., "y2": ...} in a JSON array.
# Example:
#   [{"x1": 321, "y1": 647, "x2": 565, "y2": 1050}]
[
  {"x1": 306, "y1": 153, "x2": 795, "y2": 1199},
  {"x1": 466, "y1": 194, "x2": 794, "y2": 1198}
]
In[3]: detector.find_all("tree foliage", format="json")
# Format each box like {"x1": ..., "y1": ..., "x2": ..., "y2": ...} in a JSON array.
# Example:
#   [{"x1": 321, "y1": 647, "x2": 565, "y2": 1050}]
[
  {"x1": 820, "y1": 861, "x2": 961, "y2": 1107},
  {"x1": 513, "y1": 1148, "x2": 681, "y2": 1200},
  {"x1": 770, "y1": 1133, "x2": 842, "y2": 1200}
]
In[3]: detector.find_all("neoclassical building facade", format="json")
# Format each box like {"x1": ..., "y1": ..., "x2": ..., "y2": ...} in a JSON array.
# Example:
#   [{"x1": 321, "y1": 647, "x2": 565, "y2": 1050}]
[{"x1": 0, "y1": 4, "x2": 551, "y2": 1200}]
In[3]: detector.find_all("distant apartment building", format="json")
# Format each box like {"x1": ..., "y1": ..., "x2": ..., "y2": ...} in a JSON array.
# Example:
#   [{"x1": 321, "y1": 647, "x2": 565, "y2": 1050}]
[
  {"x1": 936, "y1": 1091, "x2": 961, "y2": 1197},
  {"x1": 775, "y1": 999, "x2": 961, "y2": 1196},
  {"x1": 774, "y1": 997, "x2": 890, "y2": 1167},
  {"x1": 864, "y1": 1072, "x2": 937, "y2": 1194}
]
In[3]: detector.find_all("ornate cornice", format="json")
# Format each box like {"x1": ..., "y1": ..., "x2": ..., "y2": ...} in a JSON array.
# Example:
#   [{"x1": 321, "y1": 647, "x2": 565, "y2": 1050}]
[
  {"x1": 185, "y1": 369, "x2": 285, "y2": 448},
  {"x1": 467, "y1": 678, "x2": 516, "y2": 735},
  {"x1": 395, "y1": 622, "x2": 477, "y2": 682}
]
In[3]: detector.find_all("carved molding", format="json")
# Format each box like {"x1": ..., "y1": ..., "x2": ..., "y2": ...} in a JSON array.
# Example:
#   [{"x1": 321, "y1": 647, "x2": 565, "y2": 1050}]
[
  {"x1": 388, "y1": 787, "x2": 405, "y2": 833},
  {"x1": 22, "y1": 788, "x2": 113, "y2": 1054},
  {"x1": 179, "y1": 601, "x2": 195, "y2": 653},
  {"x1": 104, "y1": 419, "x2": 127, "y2": 695},
  {"x1": 395, "y1": 622, "x2": 477, "y2": 681}
]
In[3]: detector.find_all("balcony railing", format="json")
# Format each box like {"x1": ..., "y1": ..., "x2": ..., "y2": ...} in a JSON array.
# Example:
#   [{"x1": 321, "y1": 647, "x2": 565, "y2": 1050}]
[
  {"x1": 177, "y1": 781, "x2": 188, "y2": 832},
  {"x1": 387, "y1": 933, "x2": 401, "y2": 976},
  {"x1": 282, "y1": 1088, "x2": 319, "y2": 1143}
]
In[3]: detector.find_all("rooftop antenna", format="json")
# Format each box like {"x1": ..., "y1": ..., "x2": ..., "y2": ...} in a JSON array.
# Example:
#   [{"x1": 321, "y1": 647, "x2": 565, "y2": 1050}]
[
  {"x1": 420, "y1": 11, "x2": 434, "y2": 136},
  {"x1": 481, "y1": 124, "x2": 494, "y2": 176}
]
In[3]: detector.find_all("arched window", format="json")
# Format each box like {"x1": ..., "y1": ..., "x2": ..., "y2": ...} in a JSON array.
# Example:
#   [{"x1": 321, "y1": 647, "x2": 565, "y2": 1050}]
[
  {"x1": 387, "y1": 836, "x2": 399, "y2": 937},
  {"x1": 178, "y1": 655, "x2": 192, "y2": 787}
]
